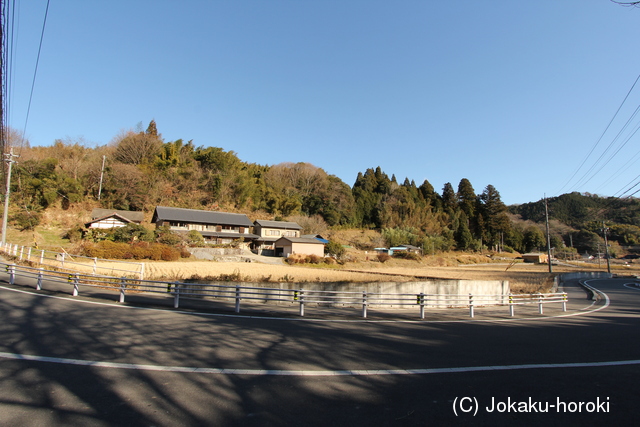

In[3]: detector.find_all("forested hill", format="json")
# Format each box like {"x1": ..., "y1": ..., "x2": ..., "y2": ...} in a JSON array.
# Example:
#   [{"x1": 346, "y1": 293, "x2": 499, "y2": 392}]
[
  {"x1": 4, "y1": 121, "x2": 640, "y2": 254},
  {"x1": 510, "y1": 192, "x2": 640, "y2": 229}
]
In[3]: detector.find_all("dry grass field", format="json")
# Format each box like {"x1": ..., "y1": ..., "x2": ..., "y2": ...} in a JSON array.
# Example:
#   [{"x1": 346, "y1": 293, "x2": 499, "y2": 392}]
[
  {"x1": 142, "y1": 252, "x2": 640, "y2": 293},
  {"x1": 5, "y1": 223, "x2": 638, "y2": 294}
]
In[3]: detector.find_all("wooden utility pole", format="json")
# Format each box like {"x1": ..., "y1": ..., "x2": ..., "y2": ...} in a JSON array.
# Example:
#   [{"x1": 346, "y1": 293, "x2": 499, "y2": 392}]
[
  {"x1": 1, "y1": 148, "x2": 17, "y2": 245},
  {"x1": 97, "y1": 155, "x2": 106, "y2": 200},
  {"x1": 602, "y1": 221, "x2": 611, "y2": 274},
  {"x1": 545, "y1": 196, "x2": 553, "y2": 273}
]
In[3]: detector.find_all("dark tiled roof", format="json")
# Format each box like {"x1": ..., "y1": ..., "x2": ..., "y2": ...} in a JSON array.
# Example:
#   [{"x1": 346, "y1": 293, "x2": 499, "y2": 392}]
[
  {"x1": 91, "y1": 208, "x2": 144, "y2": 223},
  {"x1": 85, "y1": 213, "x2": 133, "y2": 227},
  {"x1": 275, "y1": 236, "x2": 325, "y2": 245},
  {"x1": 152, "y1": 206, "x2": 253, "y2": 227},
  {"x1": 254, "y1": 220, "x2": 303, "y2": 230}
]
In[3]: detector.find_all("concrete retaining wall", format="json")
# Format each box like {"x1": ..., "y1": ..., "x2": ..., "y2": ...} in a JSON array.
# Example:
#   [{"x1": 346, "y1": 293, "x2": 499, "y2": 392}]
[
  {"x1": 181, "y1": 279, "x2": 510, "y2": 308},
  {"x1": 186, "y1": 248, "x2": 249, "y2": 262}
]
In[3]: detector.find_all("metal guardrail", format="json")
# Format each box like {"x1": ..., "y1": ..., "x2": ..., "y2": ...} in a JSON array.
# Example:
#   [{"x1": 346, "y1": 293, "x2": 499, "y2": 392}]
[
  {"x1": 1, "y1": 243, "x2": 144, "y2": 280},
  {"x1": 1, "y1": 262, "x2": 568, "y2": 319}
]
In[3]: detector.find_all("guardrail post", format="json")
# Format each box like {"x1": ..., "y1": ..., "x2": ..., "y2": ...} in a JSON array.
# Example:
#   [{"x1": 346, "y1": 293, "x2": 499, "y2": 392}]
[
  {"x1": 508, "y1": 293, "x2": 514, "y2": 317},
  {"x1": 235, "y1": 284, "x2": 241, "y2": 313},
  {"x1": 27, "y1": 247, "x2": 32, "y2": 261},
  {"x1": 173, "y1": 283, "x2": 180, "y2": 308},
  {"x1": 60, "y1": 253, "x2": 66, "y2": 268},
  {"x1": 93, "y1": 258, "x2": 98, "y2": 275},
  {"x1": 12, "y1": 244, "x2": 17, "y2": 256},
  {"x1": 562, "y1": 293, "x2": 567, "y2": 312},
  {"x1": 469, "y1": 293, "x2": 474, "y2": 318},
  {"x1": 538, "y1": 293, "x2": 543, "y2": 314},
  {"x1": 362, "y1": 291, "x2": 367, "y2": 318},
  {"x1": 37, "y1": 268, "x2": 44, "y2": 290},
  {"x1": 72, "y1": 273, "x2": 79, "y2": 296},
  {"x1": 119, "y1": 277, "x2": 126, "y2": 303},
  {"x1": 299, "y1": 289, "x2": 305, "y2": 317},
  {"x1": 19, "y1": 246, "x2": 24, "y2": 261},
  {"x1": 418, "y1": 293, "x2": 425, "y2": 319},
  {"x1": 40, "y1": 250, "x2": 45, "y2": 265},
  {"x1": 8, "y1": 264, "x2": 15, "y2": 285}
]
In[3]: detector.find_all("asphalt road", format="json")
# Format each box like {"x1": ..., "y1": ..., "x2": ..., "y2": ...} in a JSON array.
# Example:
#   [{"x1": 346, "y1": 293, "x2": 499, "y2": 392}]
[{"x1": 0, "y1": 273, "x2": 638, "y2": 426}]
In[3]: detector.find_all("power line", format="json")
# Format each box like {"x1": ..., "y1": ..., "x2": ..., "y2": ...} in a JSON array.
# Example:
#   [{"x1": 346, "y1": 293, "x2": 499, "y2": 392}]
[
  {"x1": 555, "y1": 72, "x2": 640, "y2": 196},
  {"x1": 19, "y1": 0, "x2": 50, "y2": 156},
  {"x1": 575, "y1": 113, "x2": 640, "y2": 190}
]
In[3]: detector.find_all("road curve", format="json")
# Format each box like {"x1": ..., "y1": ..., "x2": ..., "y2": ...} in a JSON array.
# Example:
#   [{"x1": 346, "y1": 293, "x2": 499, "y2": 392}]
[{"x1": 0, "y1": 275, "x2": 638, "y2": 426}]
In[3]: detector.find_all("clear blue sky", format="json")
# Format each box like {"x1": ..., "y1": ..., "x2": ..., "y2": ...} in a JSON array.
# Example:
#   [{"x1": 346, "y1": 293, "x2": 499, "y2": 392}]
[{"x1": 7, "y1": 0, "x2": 640, "y2": 206}]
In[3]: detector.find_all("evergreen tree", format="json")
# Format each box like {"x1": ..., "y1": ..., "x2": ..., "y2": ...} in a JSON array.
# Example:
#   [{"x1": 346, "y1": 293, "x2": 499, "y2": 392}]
[
  {"x1": 455, "y1": 211, "x2": 474, "y2": 250},
  {"x1": 479, "y1": 184, "x2": 510, "y2": 247},
  {"x1": 457, "y1": 178, "x2": 476, "y2": 220},
  {"x1": 442, "y1": 182, "x2": 457, "y2": 214}
]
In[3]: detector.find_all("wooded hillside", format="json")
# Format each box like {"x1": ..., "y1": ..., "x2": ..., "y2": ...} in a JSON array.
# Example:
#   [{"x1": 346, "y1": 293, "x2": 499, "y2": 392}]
[{"x1": 3, "y1": 121, "x2": 640, "y2": 256}]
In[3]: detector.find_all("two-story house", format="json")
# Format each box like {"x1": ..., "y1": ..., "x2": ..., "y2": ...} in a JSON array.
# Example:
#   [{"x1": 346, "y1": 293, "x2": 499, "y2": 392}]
[
  {"x1": 252, "y1": 220, "x2": 303, "y2": 255},
  {"x1": 152, "y1": 206, "x2": 258, "y2": 246}
]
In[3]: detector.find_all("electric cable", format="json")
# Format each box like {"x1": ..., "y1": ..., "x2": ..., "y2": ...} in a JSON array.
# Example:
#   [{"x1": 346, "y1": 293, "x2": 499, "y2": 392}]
[
  {"x1": 19, "y1": 0, "x2": 50, "y2": 157},
  {"x1": 555, "y1": 72, "x2": 640, "y2": 196}
]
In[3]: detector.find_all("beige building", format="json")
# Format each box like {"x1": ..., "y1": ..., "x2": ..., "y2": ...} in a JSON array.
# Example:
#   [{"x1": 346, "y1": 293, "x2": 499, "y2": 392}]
[
  {"x1": 274, "y1": 236, "x2": 325, "y2": 258},
  {"x1": 252, "y1": 220, "x2": 303, "y2": 254},
  {"x1": 522, "y1": 253, "x2": 549, "y2": 264}
]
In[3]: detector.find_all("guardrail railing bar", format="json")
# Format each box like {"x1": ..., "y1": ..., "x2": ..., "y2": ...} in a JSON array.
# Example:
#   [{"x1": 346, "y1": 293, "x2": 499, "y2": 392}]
[{"x1": 0, "y1": 261, "x2": 569, "y2": 319}]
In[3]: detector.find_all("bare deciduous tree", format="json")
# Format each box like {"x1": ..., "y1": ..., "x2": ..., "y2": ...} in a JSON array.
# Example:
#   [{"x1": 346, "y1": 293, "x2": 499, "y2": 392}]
[{"x1": 112, "y1": 122, "x2": 163, "y2": 165}]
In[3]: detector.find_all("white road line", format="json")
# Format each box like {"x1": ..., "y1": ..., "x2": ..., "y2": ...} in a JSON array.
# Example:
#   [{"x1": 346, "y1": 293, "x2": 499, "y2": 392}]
[
  {"x1": 623, "y1": 282, "x2": 640, "y2": 291},
  {"x1": 0, "y1": 280, "x2": 631, "y2": 377},
  {"x1": 0, "y1": 351, "x2": 638, "y2": 376}
]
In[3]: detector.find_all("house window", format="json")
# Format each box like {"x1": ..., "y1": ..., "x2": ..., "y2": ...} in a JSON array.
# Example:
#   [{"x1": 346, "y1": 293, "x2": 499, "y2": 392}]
[
  {"x1": 267, "y1": 230, "x2": 280, "y2": 236},
  {"x1": 283, "y1": 230, "x2": 297, "y2": 237}
]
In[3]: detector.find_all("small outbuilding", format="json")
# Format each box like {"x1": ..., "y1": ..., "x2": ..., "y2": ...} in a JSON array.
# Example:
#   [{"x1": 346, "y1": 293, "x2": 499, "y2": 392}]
[
  {"x1": 522, "y1": 253, "x2": 549, "y2": 264},
  {"x1": 85, "y1": 209, "x2": 144, "y2": 229},
  {"x1": 274, "y1": 236, "x2": 325, "y2": 258}
]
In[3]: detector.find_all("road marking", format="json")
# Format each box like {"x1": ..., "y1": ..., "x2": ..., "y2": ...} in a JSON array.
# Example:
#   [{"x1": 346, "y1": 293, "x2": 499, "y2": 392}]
[
  {"x1": 0, "y1": 351, "x2": 639, "y2": 376},
  {"x1": 582, "y1": 279, "x2": 611, "y2": 312},
  {"x1": 0, "y1": 279, "x2": 631, "y2": 377},
  {"x1": 623, "y1": 282, "x2": 640, "y2": 291}
]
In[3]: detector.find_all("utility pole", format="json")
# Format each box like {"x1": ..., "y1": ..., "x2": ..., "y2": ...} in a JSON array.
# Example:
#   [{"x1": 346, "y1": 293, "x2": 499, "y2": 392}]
[
  {"x1": 544, "y1": 196, "x2": 552, "y2": 273},
  {"x1": 1, "y1": 148, "x2": 18, "y2": 245},
  {"x1": 97, "y1": 155, "x2": 106, "y2": 200},
  {"x1": 602, "y1": 221, "x2": 611, "y2": 274}
]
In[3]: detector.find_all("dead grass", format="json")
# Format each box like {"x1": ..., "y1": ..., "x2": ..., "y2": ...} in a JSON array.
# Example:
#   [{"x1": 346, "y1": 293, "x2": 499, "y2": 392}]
[
  {"x1": 143, "y1": 252, "x2": 640, "y2": 294},
  {"x1": 143, "y1": 261, "x2": 417, "y2": 283}
]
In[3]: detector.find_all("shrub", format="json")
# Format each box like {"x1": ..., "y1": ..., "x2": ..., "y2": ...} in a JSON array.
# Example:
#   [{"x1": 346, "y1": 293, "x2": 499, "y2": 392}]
[
  {"x1": 377, "y1": 253, "x2": 391, "y2": 263},
  {"x1": 112, "y1": 223, "x2": 154, "y2": 243},
  {"x1": 161, "y1": 246, "x2": 180, "y2": 261},
  {"x1": 155, "y1": 225, "x2": 183, "y2": 245},
  {"x1": 392, "y1": 251, "x2": 421, "y2": 261},
  {"x1": 187, "y1": 230, "x2": 205, "y2": 246},
  {"x1": 11, "y1": 211, "x2": 41, "y2": 231},
  {"x1": 64, "y1": 225, "x2": 84, "y2": 243},
  {"x1": 81, "y1": 241, "x2": 182, "y2": 261},
  {"x1": 308, "y1": 254, "x2": 321, "y2": 264},
  {"x1": 325, "y1": 241, "x2": 346, "y2": 259}
]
